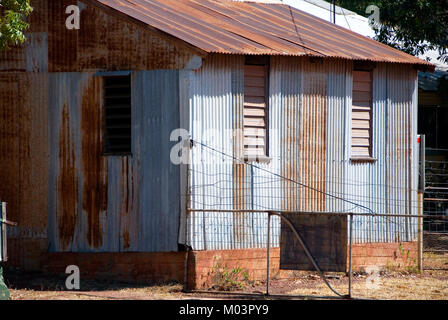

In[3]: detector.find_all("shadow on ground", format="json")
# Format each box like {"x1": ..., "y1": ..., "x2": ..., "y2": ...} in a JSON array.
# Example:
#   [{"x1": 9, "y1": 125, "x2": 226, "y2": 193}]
[{"x1": 3, "y1": 266, "x2": 182, "y2": 293}]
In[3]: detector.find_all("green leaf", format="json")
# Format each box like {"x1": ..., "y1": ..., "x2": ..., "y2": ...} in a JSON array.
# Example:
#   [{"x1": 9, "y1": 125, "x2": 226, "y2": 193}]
[{"x1": 0, "y1": 0, "x2": 33, "y2": 50}]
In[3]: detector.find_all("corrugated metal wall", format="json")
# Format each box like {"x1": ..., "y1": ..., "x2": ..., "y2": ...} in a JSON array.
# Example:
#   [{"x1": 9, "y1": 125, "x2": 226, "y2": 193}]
[
  {"x1": 0, "y1": 72, "x2": 49, "y2": 268},
  {"x1": 0, "y1": 0, "x2": 205, "y2": 264},
  {"x1": 48, "y1": 70, "x2": 181, "y2": 252},
  {"x1": 188, "y1": 55, "x2": 419, "y2": 250},
  {"x1": 187, "y1": 55, "x2": 237, "y2": 250}
]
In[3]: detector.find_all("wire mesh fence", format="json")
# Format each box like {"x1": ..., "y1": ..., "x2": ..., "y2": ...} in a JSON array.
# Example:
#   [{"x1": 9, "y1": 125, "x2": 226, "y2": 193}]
[
  {"x1": 185, "y1": 209, "x2": 444, "y2": 299},
  {"x1": 184, "y1": 141, "x2": 447, "y2": 298},
  {"x1": 424, "y1": 159, "x2": 448, "y2": 234},
  {"x1": 186, "y1": 140, "x2": 421, "y2": 251}
]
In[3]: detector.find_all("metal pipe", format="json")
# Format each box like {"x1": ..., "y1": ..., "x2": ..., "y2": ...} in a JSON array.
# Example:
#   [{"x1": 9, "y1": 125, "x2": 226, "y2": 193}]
[
  {"x1": 183, "y1": 149, "x2": 192, "y2": 293},
  {"x1": 189, "y1": 290, "x2": 354, "y2": 300},
  {"x1": 419, "y1": 135, "x2": 425, "y2": 193},
  {"x1": 183, "y1": 210, "x2": 190, "y2": 293},
  {"x1": 187, "y1": 208, "x2": 447, "y2": 219},
  {"x1": 423, "y1": 198, "x2": 448, "y2": 202},
  {"x1": 269, "y1": 211, "x2": 346, "y2": 298},
  {"x1": 266, "y1": 212, "x2": 271, "y2": 296},
  {"x1": 332, "y1": 0, "x2": 336, "y2": 24},
  {"x1": 348, "y1": 213, "x2": 353, "y2": 298},
  {"x1": 1, "y1": 203, "x2": 7, "y2": 262},
  {"x1": 417, "y1": 192, "x2": 424, "y2": 272},
  {"x1": 425, "y1": 187, "x2": 448, "y2": 190}
]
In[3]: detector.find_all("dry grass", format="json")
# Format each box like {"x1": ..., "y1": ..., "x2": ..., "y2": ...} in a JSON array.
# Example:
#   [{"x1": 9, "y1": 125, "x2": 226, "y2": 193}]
[
  {"x1": 288, "y1": 274, "x2": 448, "y2": 300},
  {"x1": 4, "y1": 252, "x2": 448, "y2": 300},
  {"x1": 287, "y1": 252, "x2": 448, "y2": 300},
  {"x1": 9, "y1": 282, "x2": 185, "y2": 300},
  {"x1": 4, "y1": 269, "x2": 185, "y2": 300}
]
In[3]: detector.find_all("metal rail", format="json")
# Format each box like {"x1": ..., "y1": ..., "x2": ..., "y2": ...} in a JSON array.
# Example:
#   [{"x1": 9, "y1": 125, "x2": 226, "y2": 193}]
[{"x1": 187, "y1": 208, "x2": 447, "y2": 219}]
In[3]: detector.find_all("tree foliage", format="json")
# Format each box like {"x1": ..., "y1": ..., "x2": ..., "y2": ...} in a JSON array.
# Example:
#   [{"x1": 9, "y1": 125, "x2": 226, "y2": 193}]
[
  {"x1": 0, "y1": 0, "x2": 33, "y2": 50},
  {"x1": 335, "y1": 0, "x2": 448, "y2": 63}
]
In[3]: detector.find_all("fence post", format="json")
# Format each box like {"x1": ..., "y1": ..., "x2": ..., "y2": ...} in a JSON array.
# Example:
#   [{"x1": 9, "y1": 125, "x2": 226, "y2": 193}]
[
  {"x1": 417, "y1": 194, "x2": 423, "y2": 271},
  {"x1": 266, "y1": 212, "x2": 271, "y2": 296},
  {"x1": 417, "y1": 134, "x2": 425, "y2": 272},
  {"x1": 1, "y1": 203, "x2": 6, "y2": 262},
  {"x1": 183, "y1": 139, "x2": 192, "y2": 292},
  {"x1": 348, "y1": 213, "x2": 353, "y2": 298}
]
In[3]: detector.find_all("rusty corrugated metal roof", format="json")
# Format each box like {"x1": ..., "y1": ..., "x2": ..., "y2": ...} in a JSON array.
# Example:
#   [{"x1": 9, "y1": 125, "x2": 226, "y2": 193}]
[{"x1": 92, "y1": 0, "x2": 433, "y2": 69}]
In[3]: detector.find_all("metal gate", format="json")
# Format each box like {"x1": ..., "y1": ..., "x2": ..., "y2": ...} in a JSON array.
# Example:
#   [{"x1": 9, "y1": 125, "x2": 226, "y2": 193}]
[
  {"x1": 185, "y1": 140, "x2": 429, "y2": 299},
  {"x1": 0, "y1": 203, "x2": 10, "y2": 300},
  {"x1": 420, "y1": 137, "x2": 448, "y2": 270}
]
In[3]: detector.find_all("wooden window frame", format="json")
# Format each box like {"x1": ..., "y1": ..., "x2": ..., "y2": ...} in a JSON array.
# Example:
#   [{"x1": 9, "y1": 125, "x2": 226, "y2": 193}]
[
  {"x1": 351, "y1": 63, "x2": 376, "y2": 163},
  {"x1": 243, "y1": 55, "x2": 270, "y2": 163}
]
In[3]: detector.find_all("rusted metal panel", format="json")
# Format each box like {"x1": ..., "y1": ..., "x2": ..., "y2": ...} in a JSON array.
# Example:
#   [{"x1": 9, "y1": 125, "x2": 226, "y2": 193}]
[
  {"x1": 0, "y1": 73, "x2": 49, "y2": 267},
  {"x1": 0, "y1": 73, "x2": 49, "y2": 231},
  {"x1": 28, "y1": 0, "x2": 49, "y2": 33},
  {"x1": 0, "y1": 33, "x2": 48, "y2": 72},
  {"x1": 47, "y1": 0, "x2": 200, "y2": 72},
  {"x1": 280, "y1": 213, "x2": 347, "y2": 271},
  {"x1": 0, "y1": 0, "x2": 202, "y2": 73},
  {"x1": 299, "y1": 59, "x2": 327, "y2": 212},
  {"x1": 188, "y1": 54, "x2": 237, "y2": 250},
  {"x1": 95, "y1": 0, "x2": 433, "y2": 70},
  {"x1": 48, "y1": 73, "x2": 103, "y2": 251},
  {"x1": 48, "y1": 70, "x2": 181, "y2": 252},
  {"x1": 271, "y1": 56, "x2": 302, "y2": 212},
  {"x1": 325, "y1": 59, "x2": 347, "y2": 213},
  {"x1": 0, "y1": 74, "x2": 21, "y2": 228},
  {"x1": 329, "y1": 62, "x2": 419, "y2": 243},
  {"x1": 187, "y1": 55, "x2": 419, "y2": 250},
  {"x1": 0, "y1": 0, "x2": 48, "y2": 72},
  {"x1": 0, "y1": 45, "x2": 27, "y2": 72},
  {"x1": 385, "y1": 64, "x2": 418, "y2": 242}
]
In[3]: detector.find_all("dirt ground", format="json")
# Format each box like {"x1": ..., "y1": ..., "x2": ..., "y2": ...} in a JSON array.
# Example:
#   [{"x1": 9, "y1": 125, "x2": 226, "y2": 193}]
[{"x1": 3, "y1": 252, "x2": 448, "y2": 300}]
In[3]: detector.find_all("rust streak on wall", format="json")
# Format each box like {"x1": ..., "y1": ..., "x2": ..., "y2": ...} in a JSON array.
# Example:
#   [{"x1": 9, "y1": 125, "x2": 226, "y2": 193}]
[
  {"x1": 121, "y1": 157, "x2": 132, "y2": 250},
  {"x1": 124, "y1": 158, "x2": 130, "y2": 215},
  {"x1": 300, "y1": 60, "x2": 327, "y2": 212},
  {"x1": 122, "y1": 231, "x2": 130, "y2": 250},
  {"x1": 81, "y1": 77, "x2": 108, "y2": 248},
  {"x1": 58, "y1": 104, "x2": 78, "y2": 249},
  {"x1": 233, "y1": 163, "x2": 247, "y2": 247}
]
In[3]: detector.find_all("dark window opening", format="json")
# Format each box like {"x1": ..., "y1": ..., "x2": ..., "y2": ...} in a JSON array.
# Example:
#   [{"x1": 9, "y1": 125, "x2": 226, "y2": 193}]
[
  {"x1": 103, "y1": 75, "x2": 132, "y2": 154},
  {"x1": 418, "y1": 105, "x2": 448, "y2": 150}
]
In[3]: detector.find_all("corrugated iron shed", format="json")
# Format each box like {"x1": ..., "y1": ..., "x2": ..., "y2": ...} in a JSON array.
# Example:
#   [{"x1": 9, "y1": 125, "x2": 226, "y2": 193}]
[{"x1": 92, "y1": 0, "x2": 433, "y2": 70}]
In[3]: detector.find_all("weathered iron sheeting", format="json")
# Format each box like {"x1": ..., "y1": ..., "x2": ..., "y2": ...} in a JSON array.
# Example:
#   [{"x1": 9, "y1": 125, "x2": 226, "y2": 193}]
[
  {"x1": 1, "y1": 0, "x2": 201, "y2": 73},
  {"x1": 187, "y1": 55, "x2": 237, "y2": 250},
  {"x1": 93, "y1": 0, "x2": 433, "y2": 69},
  {"x1": 0, "y1": 73, "x2": 49, "y2": 267},
  {"x1": 328, "y1": 62, "x2": 418, "y2": 243},
  {"x1": 48, "y1": 71, "x2": 181, "y2": 252},
  {"x1": 187, "y1": 55, "x2": 419, "y2": 250}
]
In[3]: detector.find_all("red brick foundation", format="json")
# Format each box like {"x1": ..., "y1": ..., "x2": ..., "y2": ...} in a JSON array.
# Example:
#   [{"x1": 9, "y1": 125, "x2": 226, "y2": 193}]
[
  {"x1": 44, "y1": 252, "x2": 186, "y2": 283},
  {"x1": 186, "y1": 248, "x2": 281, "y2": 290},
  {"x1": 40, "y1": 241, "x2": 418, "y2": 290},
  {"x1": 187, "y1": 242, "x2": 418, "y2": 290},
  {"x1": 350, "y1": 242, "x2": 418, "y2": 271}
]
